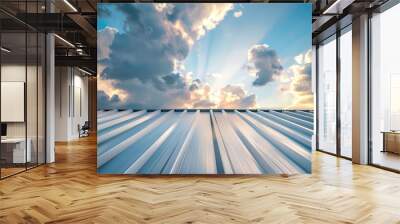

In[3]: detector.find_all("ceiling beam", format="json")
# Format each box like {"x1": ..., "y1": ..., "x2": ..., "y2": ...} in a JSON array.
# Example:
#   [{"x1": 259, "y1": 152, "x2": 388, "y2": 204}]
[
  {"x1": 55, "y1": 55, "x2": 96, "y2": 71},
  {"x1": 323, "y1": 0, "x2": 356, "y2": 14},
  {"x1": 67, "y1": 13, "x2": 96, "y2": 38},
  {"x1": 10, "y1": 13, "x2": 83, "y2": 32}
]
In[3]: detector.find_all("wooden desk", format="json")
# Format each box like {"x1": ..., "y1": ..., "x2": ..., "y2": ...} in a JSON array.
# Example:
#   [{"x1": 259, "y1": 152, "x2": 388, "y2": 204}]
[
  {"x1": 382, "y1": 131, "x2": 400, "y2": 154},
  {"x1": 1, "y1": 138, "x2": 31, "y2": 163}
]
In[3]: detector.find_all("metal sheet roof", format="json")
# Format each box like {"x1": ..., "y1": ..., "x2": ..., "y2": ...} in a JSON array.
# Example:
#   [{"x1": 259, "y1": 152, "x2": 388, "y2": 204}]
[{"x1": 97, "y1": 110, "x2": 313, "y2": 175}]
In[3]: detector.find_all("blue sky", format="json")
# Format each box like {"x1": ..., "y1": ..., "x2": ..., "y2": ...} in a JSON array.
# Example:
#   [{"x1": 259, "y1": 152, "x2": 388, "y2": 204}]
[{"x1": 97, "y1": 3, "x2": 313, "y2": 109}]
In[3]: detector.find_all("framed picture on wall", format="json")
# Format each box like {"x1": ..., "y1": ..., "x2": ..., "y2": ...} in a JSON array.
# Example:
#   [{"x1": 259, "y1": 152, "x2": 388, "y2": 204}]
[{"x1": 97, "y1": 3, "x2": 313, "y2": 175}]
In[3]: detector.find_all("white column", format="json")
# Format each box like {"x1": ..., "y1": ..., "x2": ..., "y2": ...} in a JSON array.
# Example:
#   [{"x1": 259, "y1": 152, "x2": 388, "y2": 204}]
[
  {"x1": 45, "y1": 1, "x2": 55, "y2": 163},
  {"x1": 46, "y1": 33, "x2": 55, "y2": 163},
  {"x1": 352, "y1": 14, "x2": 369, "y2": 164}
]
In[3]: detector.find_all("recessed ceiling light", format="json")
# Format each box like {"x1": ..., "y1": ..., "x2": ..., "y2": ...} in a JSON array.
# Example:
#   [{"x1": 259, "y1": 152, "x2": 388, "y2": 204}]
[
  {"x1": 78, "y1": 67, "x2": 93, "y2": 76},
  {"x1": 322, "y1": 0, "x2": 355, "y2": 15},
  {"x1": 63, "y1": 0, "x2": 78, "y2": 12},
  {"x1": 54, "y1": 34, "x2": 75, "y2": 48},
  {"x1": 1, "y1": 47, "x2": 11, "y2": 53}
]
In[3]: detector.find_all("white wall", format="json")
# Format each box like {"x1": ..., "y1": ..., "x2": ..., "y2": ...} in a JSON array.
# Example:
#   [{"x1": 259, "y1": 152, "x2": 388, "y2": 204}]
[
  {"x1": 1, "y1": 65, "x2": 26, "y2": 139},
  {"x1": 55, "y1": 67, "x2": 69, "y2": 141},
  {"x1": 55, "y1": 67, "x2": 89, "y2": 141},
  {"x1": 1, "y1": 65, "x2": 40, "y2": 137},
  {"x1": 1, "y1": 63, "x2": 46, "y2": 164},
  {"x1": 1, "y1": 82, "x2": 25, "y2": 122},
  {"x1": 70, "y1": 73, "x2": 89, "y2": 138},
  {"x1": 1, "y1": 65, "x2": 26, "y2": 81}
]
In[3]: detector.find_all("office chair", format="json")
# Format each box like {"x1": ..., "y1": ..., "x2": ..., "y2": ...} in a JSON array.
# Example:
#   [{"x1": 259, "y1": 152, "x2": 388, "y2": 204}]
[{"x1": 78, "y1": 121, "x2": 90, "y2": 138}]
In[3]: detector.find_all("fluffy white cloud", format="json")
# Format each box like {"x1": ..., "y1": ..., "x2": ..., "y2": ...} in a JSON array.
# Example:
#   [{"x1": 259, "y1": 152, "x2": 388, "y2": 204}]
[
  {"x1": 98, "y1": 3, "x2": 237, "y2": 109},
  {"x1": 234, "y1": 11, "x2": 242, "y2": 18},
  {"x1": 294, "y1": 49, "x2": 312, "y2": 64},
  {"x1": 218, "y1": 85, "x2": 256, "y2": 108},
  {"x1": 185, "y1": 81, "x2": 256, "y2": 109},
  {"x1": 97, "y1": 27, "x2": 132, "y2": 108},
  {"x1": 97, "y1": 63, "x2": 128, "y2": 109},
  {"x1": 98, "y1": 74, "x2": 256, "y2": 109},
  {"x1": 247, "y1": 44, "x2": 283, "y2": 86},
  {"x1": 97, "y1": 27, "x2": 118, "y2": 60},
  {"x1": 282, "y1": 49, "x2": 314, "y2": 109},
  {"x1": 165, "y1": 3, "x2": 233, "y2": 42}
]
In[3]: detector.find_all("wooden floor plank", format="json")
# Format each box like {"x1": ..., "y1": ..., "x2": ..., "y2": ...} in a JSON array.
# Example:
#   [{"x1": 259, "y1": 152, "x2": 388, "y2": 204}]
[{"x1": 1, "y1": 135, "x2": 400, "y2": 223}]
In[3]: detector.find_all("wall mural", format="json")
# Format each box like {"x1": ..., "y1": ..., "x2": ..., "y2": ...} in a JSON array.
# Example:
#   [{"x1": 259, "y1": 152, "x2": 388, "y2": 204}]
[{"x1": 97, "y1": 3, "x2": 313, "y2": 175}]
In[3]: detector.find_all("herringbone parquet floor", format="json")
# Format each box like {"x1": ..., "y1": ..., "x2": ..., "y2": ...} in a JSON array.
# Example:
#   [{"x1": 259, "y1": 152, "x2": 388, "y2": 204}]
[{"x1": 1, "y1": 135, "x2": 400, "y2": 224}]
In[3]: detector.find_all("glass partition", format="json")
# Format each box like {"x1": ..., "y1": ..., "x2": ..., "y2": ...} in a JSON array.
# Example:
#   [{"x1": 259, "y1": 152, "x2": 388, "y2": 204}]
[
  {"x1": 339, "y1": 27, "x2": 352, "y2": 158},
  {"x1": 27, "y1": 31, "x2": 38, "y2": 169},
  {"x1": 370, "y1": 3, "x2": 400, "y2": 171},
  {"x1": 317, "y1": 35, "x2": 337, "y2": 154},
  {"x1": 1, "y1": 30, "x2": 28, "y2": 177},
  {"x1": 0, "y1": 1, "x2": 46, "y2": 179}
]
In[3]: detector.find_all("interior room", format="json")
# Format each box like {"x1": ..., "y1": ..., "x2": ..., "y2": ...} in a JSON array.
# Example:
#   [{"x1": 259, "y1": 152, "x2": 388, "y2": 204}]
[
  {"x1": 0, "y1": 0, "x2": 97, "y2": 179},
  {"x1": 0, "y1": 8, "x2": 46, "y2": 178},
  {"x1": 0, "y1": 0, "x2": 400, "y2": 223}
]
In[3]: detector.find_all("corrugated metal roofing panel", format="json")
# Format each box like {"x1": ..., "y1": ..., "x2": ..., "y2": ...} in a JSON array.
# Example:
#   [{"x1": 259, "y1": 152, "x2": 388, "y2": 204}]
[{"x1": 97, "y1": 110, "x2": 313, "y2": 175}]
